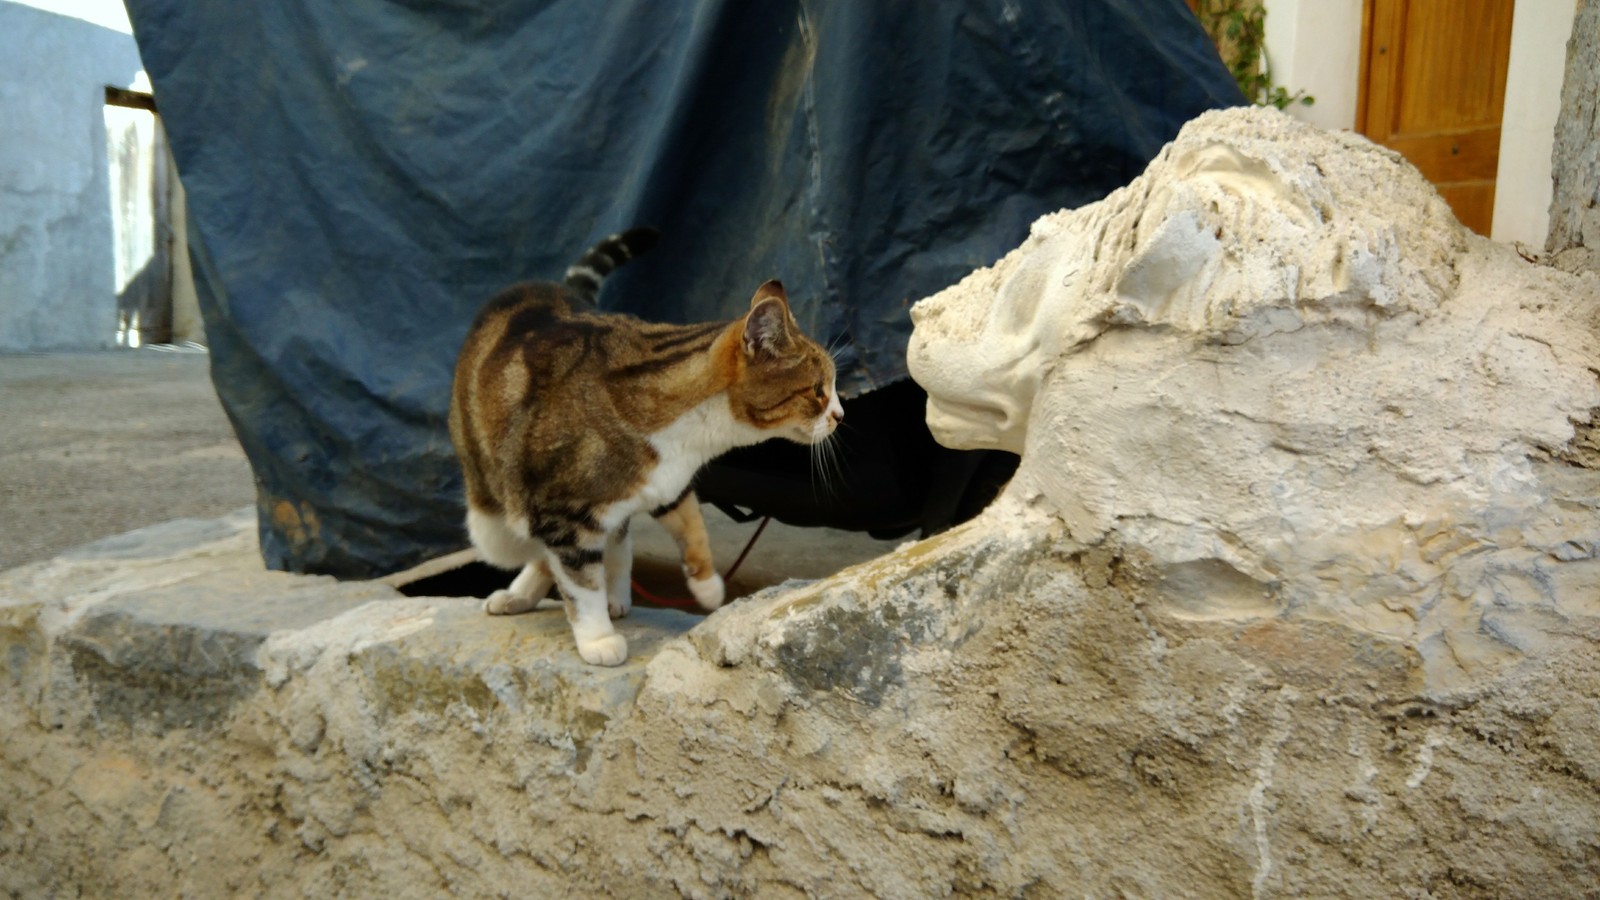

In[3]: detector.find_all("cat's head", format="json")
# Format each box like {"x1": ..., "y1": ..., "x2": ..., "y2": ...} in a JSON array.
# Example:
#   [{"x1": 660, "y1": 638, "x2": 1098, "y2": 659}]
[{"x1": 728, "y1": 281, "x2": 843, "y2": 444}]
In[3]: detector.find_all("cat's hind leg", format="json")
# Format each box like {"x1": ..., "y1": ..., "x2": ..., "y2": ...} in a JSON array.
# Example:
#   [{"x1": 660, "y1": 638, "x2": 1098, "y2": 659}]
[
  {"x1": 468, "y1": 508, "x2": 552, "y2": 616},
  {"x1": 547, "y1": 542, "x2": 628, "y2": 666},
  {"x1": 603, "y1": 521, "x2": 633, "y2": 620},
  {"x1": 652, "y1": 490, "x2": 724, "y2": 610},
  {"x1": 484, "y1": 560, "x2": 554, "y2": 616}
]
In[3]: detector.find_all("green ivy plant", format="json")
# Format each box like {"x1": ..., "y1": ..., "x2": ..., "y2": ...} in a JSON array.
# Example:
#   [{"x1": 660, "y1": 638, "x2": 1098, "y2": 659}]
[{"x1": 1190, "y1": 0, "x2": 1314, "y2": 109}]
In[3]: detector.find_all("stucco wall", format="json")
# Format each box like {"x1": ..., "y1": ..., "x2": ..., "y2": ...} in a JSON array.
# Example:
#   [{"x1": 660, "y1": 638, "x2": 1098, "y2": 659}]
[
  {"x1": 0, "y1": 2, "x2": 143, "y2": 351},
  {"x1": 1495, "y1": 0, "x2": 1582, "y2": 247},
  {"x1": 1262, "y1": 0, "x2": 1576, "y2": 247}
]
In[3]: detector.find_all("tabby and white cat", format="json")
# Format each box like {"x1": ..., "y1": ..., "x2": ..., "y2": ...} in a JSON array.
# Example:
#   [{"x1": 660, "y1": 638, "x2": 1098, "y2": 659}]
[{"x1": 449, "y1": 230, "x2": 843, "y2": 665}]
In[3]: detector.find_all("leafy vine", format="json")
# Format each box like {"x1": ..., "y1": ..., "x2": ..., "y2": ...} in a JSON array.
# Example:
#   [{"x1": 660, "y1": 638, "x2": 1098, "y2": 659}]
[{"x1": 1189, "y1": 0, "x2": 1314, "y2": 109}]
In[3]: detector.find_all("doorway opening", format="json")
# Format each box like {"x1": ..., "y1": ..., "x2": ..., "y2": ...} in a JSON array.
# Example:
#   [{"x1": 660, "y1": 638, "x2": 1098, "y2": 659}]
[{"x1": 105, "y1": 83, "x2": 202, "y2": 348}]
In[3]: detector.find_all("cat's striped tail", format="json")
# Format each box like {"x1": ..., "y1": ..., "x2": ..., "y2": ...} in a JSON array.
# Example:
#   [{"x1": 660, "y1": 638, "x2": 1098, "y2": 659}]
[{"x1": 564, "y1": 227, "x2": 659, "y2": 302}]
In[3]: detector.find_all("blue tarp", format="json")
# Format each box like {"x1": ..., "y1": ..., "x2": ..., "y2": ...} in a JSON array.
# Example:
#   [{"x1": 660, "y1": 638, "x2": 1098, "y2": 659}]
[{"x1": 125, "y1": 0, "x2": 1241, "y2": 577}]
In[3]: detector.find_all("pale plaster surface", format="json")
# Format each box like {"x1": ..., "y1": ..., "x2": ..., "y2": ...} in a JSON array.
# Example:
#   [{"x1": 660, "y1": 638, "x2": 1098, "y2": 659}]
[
  {"x1": 909, "y1": 106, "x2": 1600, "y2": 698},
  {"x1": 1492, "y1": 0, "x2": 1580, "y2": 246},
  {"x1": 1262, "y1": 0, "x2": 1362, "y2": 132},
  {"x1": 1262, "y1": 0, "x2": 1576, "y2": 249},
  {"x1": 3, "y1": 108, "x2": 1599, "y2": 898},
  {"x1": 0, "y1": 2, "x2": 143, "y2": 351}
]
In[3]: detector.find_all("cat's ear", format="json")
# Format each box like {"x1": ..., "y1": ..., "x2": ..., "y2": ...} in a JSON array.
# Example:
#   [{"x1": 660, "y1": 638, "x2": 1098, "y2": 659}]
[
  {"x1": 750, "y1": 280, "x2": 788, "y2": 309},
  {"x1": 743, "y1": 280, "x2": 791, "y2": 359}
]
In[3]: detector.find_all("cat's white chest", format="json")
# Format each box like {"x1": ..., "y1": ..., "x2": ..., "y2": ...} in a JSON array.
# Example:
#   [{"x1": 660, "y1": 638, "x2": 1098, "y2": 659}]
[{"x1": 637, "y1": 394, "x2": 764, "y2": 512}]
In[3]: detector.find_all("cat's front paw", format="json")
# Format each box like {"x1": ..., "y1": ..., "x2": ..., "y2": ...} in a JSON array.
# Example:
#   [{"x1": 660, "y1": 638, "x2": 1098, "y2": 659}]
[
  {"x1": 687, "y1": 572, "x2": 725, "y2": 610},
  {"x1": 576, "y1": 632, "x2": 629, "y2": 666},
  {"x1": 484, "y1": 589, "x2": 540, "y2": 616},
  {"x1": 608, "y1": 596, "x2": 631, "y2": 619}
]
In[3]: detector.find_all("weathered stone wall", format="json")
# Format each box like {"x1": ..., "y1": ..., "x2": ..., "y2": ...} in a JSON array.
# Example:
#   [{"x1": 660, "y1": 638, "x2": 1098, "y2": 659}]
[
  {"x1": 1547, "y1": 0, "x2": 1598, "y2": 275},
  {"x1": 4, "y1": 109, "x2": 1600, "y2": 897},
  {"x1": 910, "y1": 107, "x2": 1600, "y2": 700},
  {"x1": 3, "y1": 506, "x2": 1598, "y2": 897},
  {"x1": 0, "y1": 3, "x2": 144, "y2": 351}
]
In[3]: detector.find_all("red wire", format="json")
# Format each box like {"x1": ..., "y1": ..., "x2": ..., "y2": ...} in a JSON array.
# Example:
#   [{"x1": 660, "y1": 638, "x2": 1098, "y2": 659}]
[
  {"x1": 722, "y1": 515, "x2": 770, "y2": 584},
  {"x1": 630, "y1": 515, "x2": 771, "y2": 610},
  {"x1": 628, "y1": 577, "x2": 697, "y2": 609}
]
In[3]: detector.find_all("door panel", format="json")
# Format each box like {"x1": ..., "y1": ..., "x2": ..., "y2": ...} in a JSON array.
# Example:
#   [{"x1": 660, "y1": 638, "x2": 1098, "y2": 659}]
[{"x1": 1358, "y1": 0, "x2": 1515, "y2": 235}]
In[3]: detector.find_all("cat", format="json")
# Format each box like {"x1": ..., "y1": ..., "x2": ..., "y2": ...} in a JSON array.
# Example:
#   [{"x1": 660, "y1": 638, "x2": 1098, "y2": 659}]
[{"x1": 449, "y1": 229, "x2": 843, "y2": 665}]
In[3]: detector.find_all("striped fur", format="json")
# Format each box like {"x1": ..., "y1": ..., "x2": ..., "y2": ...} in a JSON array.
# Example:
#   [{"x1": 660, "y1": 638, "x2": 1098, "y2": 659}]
[
  {"x1": 449, "y1": 233, "x2": 843, "y2": 666},
  {"x1": 563, "y1": 228, "x2": 658, "y2": 302}
]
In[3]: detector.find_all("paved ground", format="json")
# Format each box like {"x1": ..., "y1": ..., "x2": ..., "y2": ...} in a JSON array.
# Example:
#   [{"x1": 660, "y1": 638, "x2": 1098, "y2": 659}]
[
  {"x1": 0, "y1": 350, "x2": 255, "y2": 571},
  {"x1": 0, "y1": 350, "x2": 899, "y2": 590}
]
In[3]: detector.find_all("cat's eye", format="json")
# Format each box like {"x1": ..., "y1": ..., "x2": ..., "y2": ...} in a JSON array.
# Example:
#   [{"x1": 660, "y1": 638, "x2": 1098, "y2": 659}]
[{"x1": 813, "y1": 383, "x2": 825, "y2": 400}]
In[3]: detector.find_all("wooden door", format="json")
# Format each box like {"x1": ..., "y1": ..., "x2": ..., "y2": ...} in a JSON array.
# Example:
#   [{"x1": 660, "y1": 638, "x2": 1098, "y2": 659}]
[{"x1": 1357, "y1": 0, "x2": 1515, "y2": 235}]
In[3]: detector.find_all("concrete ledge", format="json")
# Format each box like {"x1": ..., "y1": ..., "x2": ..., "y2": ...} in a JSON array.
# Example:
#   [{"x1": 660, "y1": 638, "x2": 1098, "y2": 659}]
[
  {"x1": 3, "y1": 504, "x2": 1599, "y2": 897},
  {"x1": 1, "y1": 510, "x2": 708, "y2": 895}
]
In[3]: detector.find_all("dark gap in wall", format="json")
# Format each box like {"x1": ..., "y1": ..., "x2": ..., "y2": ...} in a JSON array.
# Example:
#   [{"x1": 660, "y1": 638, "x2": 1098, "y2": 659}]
[
  {"x1": 394, "y1": 556, "x2": 716, "y2": 613},
  {"x1": 105, "y1": 85, "x2": 156, "y2": 111}
]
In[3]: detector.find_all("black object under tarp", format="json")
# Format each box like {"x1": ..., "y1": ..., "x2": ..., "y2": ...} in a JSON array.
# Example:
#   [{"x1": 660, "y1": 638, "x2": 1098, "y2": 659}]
[{"x1": 125, "y1": 0, "x2": 1242, "y2": 577}]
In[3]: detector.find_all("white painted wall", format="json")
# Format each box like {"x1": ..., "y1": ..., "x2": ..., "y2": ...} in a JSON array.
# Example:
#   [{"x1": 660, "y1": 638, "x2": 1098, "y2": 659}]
[
  {"x1": 1263, "y1": 0, "x2": 1363, "y2": 132},
  {"x1": 0, "y1": 0, "x2": 144, "y2": 350},
  {"x1": 11, "y1": 0, "x2": 129, "y2": 32},
  {"x1": 1261, "y1": 0, "x2": 1579, "y2": 247},
  {"x1": 1492, "y1": 0, "x2": 1579, "y2": 246}
]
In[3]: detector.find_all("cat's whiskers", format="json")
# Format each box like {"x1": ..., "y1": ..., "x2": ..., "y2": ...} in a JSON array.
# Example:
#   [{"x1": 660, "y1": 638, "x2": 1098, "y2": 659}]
[
  {"x1": 811, "y1": 443, "x2": 832, "y2": 499},
  {"x1": 809, "y1": 428, "x2": 845, "y2": 499},
  {"x1": 808, "y1": 439, "x2": 822, "y2": 499},
  {"x1": 826, "y1": 432, "x2": 846, "y2": 488},
  {"x1": 814, "y1": 441, "x2": 833, "y2": 498}
]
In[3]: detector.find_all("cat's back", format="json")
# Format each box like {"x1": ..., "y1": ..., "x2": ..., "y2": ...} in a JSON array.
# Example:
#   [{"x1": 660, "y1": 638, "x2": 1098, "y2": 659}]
[
  {"x1": 450, "y1": 279, "x2": 692, "y2": 511},
  {"x1": 459, "y1": 280, "x2": 622, "y2": 389},
  {"x1": 458, "y1": 281, "x2": 582, "y2": 376},
  {"x1": 450, "y1": 283, "x2": 597, "y2": 492},
  {"x1": 451, "y1": 280, "x2": 667, "y2": 442}
]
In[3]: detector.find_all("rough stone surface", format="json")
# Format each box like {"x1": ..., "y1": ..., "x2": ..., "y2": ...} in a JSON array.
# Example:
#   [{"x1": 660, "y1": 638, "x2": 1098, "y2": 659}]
[
  {"x1": 4, "y1": 108, "x2": 1600, "y2": 898},
  {"x1": 0, "y1": 4, "x2": 144, "y2": 351},
  {"x1": 1547, "y1": 0, "x2": 1599, "y2": 275},
  {"x1": 911, "y1": 107, "x2": 1600, "y2": 698}
]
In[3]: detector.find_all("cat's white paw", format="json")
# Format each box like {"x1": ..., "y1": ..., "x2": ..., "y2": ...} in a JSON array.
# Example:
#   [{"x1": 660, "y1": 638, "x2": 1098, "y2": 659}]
[
  {"x1": 484, "y1": 590, "x2": 540, "y2": 616},
  {"x1": 688, "y1": 572, "x2": 725, "y2": 610},
  {"x1": 608, "y1": 595, "x2": 631, "y2": 619},
  {"x1": 577, "y1": 632, "x2": 628, "y2": 666}
]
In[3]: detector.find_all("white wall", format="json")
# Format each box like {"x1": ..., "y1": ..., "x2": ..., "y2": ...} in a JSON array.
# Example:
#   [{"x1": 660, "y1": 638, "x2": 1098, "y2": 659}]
[
  {"x1": 10, "y1": 0, "x2": 130, "y2": 32},
  {"x1": 1263, "y1": 0, "x2": 1578, "y2": 247},
  {"x1": 0, "y1": 0, "x2": 142, "y2": 351},
  {"x1": 1492, "y1": 0, "x2": 1579, "y2": 246},
  {"x1": 1263, "y1": 0, "x2": 1363, "y2": 132}
]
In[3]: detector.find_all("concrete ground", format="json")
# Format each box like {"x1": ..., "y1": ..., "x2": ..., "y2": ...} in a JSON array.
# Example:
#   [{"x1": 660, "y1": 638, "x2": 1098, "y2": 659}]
[
  {"x1": 0, "y1": 350, "x2": 899, "y2": 593},
  {"x1": 0, "y1": 350, "x2": 255, "y2": 571}
]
